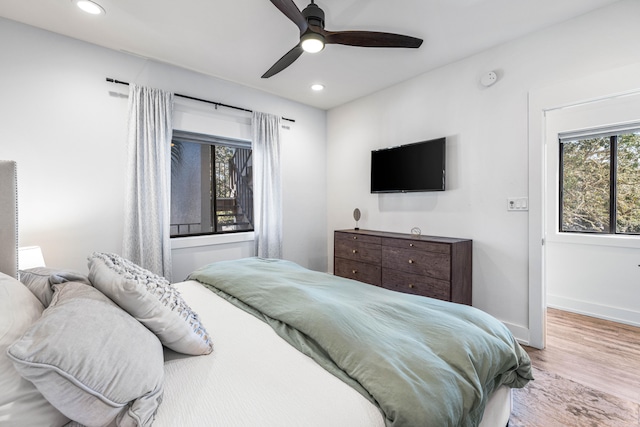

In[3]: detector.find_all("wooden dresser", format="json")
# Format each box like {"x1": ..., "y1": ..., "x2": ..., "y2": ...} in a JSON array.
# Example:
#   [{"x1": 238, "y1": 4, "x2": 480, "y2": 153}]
[{"x1": 334, "y1": 229, "x2": 472, "y2": 305}]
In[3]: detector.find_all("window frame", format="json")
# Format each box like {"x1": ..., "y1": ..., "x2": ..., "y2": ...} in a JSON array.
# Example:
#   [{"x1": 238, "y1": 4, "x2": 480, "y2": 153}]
[
  {"x1": 558, "y1": 124, "x2": 640, "y2": 236},
  {"x1": 170, "y1": 129, "x2": 253, "y2": 238}
]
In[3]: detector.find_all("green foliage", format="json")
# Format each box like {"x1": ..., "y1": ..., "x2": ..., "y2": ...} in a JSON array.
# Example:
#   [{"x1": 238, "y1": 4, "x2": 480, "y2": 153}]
[
  {"x1": 215, "y1": 145, "x2": 234, "y2": 198},
  {"x1": 561, "y1": 132, "x2": 640, "y2": 234},
  {"x1": 616, "y1": 133, "x2": 640, "y2": 233}
]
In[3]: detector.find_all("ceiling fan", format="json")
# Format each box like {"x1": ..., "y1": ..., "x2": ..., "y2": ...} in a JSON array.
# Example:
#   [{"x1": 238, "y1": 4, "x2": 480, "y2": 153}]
[{"x1": 262, "y1": 0, "x2": 423, "y2": 78}]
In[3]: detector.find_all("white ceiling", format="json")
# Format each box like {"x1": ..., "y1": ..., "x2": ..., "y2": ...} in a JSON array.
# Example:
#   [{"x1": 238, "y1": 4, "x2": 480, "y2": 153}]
[{"x1": 0, "y1": 0, "x2": 621, "y2": 110}]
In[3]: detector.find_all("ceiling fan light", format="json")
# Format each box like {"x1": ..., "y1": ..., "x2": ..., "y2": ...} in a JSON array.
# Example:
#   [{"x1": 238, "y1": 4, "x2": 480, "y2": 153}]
[
  {"x1": 74, "y1": 0, "x2": 106, "y2": 15},
  {"x1": 301, "y1": 33, "x2": 325, "y2": 53}
]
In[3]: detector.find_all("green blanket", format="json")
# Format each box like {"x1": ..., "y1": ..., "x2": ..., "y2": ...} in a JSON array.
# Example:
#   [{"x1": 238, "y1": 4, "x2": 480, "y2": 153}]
[{"x1": 188, "y1": 257, "x2": 532, "y2": 427}]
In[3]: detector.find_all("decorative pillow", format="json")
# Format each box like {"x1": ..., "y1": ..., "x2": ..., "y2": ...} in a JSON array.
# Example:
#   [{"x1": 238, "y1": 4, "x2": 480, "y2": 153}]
[
  {"x1": 88, "y1": 252, "x2": 213, "y2": 356},
  {"x1": 7, "y1": 281, "x2": 164, "y2": 427},
  {"x1": 0, "y1": 272, "x2": 69, "y2": 427},
  {"x1": 19, "y1": 267, "x2": 91, "y2": 307}
]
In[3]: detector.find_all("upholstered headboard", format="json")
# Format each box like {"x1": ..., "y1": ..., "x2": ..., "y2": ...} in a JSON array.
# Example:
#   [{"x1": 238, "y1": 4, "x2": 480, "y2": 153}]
[{"x1": 0, "y1": 160, "x2": 18, "y2": 278}]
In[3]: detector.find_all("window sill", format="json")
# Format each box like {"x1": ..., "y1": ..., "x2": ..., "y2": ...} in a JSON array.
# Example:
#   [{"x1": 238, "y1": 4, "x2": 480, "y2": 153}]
[
  {"x1": 171, "y1": 232, "x2": 255, "y2": 249},
  {"x1": 547, "y1": 231, "x2": 640, "y2": 249}
]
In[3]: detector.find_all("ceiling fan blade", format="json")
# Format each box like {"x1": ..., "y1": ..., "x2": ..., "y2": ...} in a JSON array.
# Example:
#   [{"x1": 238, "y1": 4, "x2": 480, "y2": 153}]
[
  {"x1": 323, "y1": 30, "x2": 423, "y2": 48},
  {"x1": 269, "y1": 0, "x2": 308, "y2": 33},
  {"x1": 262, "y1": 44, "x2": 305, "y2": 78}
]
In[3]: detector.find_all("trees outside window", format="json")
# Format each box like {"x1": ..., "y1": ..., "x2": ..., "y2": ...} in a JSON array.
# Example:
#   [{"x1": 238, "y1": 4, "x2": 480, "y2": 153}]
[{"x1": 560, "y1": 128, "x2": 640, "y2": 235}]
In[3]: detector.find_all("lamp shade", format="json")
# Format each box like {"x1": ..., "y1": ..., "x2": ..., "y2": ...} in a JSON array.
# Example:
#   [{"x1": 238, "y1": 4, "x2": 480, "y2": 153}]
[{"x1": 18, "y1": 246, "x2": 46, "y2": 270}]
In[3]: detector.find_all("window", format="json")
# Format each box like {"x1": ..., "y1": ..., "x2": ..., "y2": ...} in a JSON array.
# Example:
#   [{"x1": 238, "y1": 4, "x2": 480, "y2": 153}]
[
  {"x1": 559, "y1": 125, "x2": 640, "y2": 235},
  {"x1": 170, "y1": 130, "x2": 253, "y2": 237}
]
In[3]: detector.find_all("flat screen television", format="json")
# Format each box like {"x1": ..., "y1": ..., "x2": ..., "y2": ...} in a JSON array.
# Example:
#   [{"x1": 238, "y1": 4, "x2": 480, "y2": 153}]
[{"x1": 371, "y1": 137, "x2": 446, "y2": 193}]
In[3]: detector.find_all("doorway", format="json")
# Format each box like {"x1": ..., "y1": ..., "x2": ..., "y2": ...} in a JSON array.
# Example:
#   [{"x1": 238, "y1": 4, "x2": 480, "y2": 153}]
[{"x1": 527, "y1": 64, "x2": 640, "y2": 349}]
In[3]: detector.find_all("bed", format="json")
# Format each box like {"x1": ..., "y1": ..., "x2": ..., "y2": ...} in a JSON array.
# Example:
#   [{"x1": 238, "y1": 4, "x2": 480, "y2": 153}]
[{"x1": 0, "y1": 159, "x2": 532, "y2": 427}]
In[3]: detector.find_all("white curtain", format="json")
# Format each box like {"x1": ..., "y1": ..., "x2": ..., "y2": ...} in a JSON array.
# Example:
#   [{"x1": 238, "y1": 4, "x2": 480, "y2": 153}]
[
  {"x1": 123, "y1": 84, "x2": 174, "y2": 279},
  {"x1": 252, "y1": 111, "x2": 282, "y2": 259}
]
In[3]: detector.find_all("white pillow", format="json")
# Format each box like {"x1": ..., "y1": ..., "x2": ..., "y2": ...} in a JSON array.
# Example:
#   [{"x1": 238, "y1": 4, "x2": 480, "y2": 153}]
[
  {"x1": 88, "y1": 252, "x2": 213, "y2": 356},
  {"x1": 0, "y1": 272, "x2": 69, "y2": 427},
  {"x1": 7, "y1": 281, "x2": 164, "y2": 427},
  {"x1": 19, "y1": 266, "x2": 91, "y2": 307}
]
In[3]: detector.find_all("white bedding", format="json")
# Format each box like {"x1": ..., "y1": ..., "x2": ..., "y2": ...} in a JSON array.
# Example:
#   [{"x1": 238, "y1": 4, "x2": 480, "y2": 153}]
[
  {"x1": 160, "y1": 280, "x2": 510, "y2": 426},
  {"x1": 1, "y1": 161, "x2": 512, "y2": 426}
]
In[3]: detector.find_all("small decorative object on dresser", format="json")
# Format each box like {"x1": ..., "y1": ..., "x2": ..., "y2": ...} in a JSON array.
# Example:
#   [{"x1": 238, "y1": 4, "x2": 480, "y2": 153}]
[
  {"x1": 334, "y1": 229, "x2": 472, "y2": 305},
  {"x1": 353, "y1": 208, "x2": 361, "y2": 230}
]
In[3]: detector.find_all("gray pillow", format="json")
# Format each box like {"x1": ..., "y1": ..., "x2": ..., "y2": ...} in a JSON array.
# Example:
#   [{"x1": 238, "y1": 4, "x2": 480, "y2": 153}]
[
  {"x1": 7, "y1": 281, "x2": 164, "y2": 427},
  {"x1": 0, "y1": 272, "x2": 69, "y2": 427},
  {"x1": 19, "y1": 267, "x2": 91, "y2": 307},
  {"x1": 88, "y1": 252, "x2": 213, "y2": 356}
]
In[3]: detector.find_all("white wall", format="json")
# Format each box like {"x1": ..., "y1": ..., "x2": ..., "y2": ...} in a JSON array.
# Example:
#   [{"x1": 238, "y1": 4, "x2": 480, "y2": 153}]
[
  {"x1": 326, "y1": 0, "x2": 640, "y2": 343},
  {"x1": 0, "y1": 18, "x2": 327, "y2": 277}
]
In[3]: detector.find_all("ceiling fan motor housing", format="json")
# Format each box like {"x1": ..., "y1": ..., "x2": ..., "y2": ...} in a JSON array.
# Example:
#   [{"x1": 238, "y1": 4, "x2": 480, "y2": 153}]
[{"x1": 302, "y1": 2, "x2": 325, "y2": 28}]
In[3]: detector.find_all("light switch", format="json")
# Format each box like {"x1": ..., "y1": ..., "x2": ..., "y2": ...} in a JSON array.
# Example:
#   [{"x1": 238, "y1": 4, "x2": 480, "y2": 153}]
[{"x1": 507, "y1": 197, "x2": 528, "y2": 211}]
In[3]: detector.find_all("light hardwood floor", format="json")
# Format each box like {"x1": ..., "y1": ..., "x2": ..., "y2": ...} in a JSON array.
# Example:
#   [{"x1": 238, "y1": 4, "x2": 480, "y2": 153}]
[{"x1": 510, "y1": 308, "x2": 640, "y2": 427}]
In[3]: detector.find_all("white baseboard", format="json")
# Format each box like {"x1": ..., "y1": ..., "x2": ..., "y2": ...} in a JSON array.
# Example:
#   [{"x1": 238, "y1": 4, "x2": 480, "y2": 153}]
[
  {"x1": 502, "y1": 321, "x2": 530, "y2": 347},
  {"x1": 547, "y1": 294, "x2": 640, "y2": 328}
]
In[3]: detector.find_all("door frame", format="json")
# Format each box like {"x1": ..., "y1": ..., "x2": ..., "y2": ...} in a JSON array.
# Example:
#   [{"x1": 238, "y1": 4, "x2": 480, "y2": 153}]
[{"x1": 527, "y1": 63, "x2": 640, "y2": 349}]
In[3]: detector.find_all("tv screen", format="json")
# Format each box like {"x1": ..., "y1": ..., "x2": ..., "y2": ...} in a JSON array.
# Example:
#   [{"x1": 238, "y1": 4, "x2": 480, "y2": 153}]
[{"x1": 371, "y1": 137, "x2": 446, "y2": 193}]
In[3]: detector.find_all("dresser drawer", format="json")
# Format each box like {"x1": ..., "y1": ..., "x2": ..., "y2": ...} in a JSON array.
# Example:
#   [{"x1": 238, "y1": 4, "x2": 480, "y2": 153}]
[
  {"x1": 382, "y1": 237, "x2": 450, "y2": 255},
  {"x1": 335, "y1": 231, "x2": 382, "y2": 246},
  {"x1": 382, "y1": 246, "x2": 450, "y2": 281},
  {"x1": 382, "y1": 268, "x2": 451, "y2": 301},
  {"x1": 335, "y1": 238, "x2": 381, "y2": 264},
  {"x1": 334, "y1": 259, "x2": 381, "y2": 286}
]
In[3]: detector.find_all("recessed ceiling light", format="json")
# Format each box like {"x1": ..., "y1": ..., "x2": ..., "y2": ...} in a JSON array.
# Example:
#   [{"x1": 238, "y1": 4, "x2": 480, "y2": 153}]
[
  {"x1": 74, "y1": 0, "x2": 106, "y2": 15},
  {"x1": 311, "y1": 84, "x2": 325, "y2": 92}
]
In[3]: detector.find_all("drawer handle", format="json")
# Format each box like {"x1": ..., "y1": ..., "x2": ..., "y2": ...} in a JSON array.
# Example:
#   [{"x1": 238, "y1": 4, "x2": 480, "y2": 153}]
[
  {"x1": 409, "y1": 243, "x2": 414, "y2": 247},
  {"x1": 353, "y1": 236, "x2": 357, "y2": 240},
  {"x1": 408, "y1": 259, "x2": 415, "y2": 264},
  {"x1": 352, "y1": 249, "x2": 358, "y2": 254},
  {"x1": 408, "y1": 284, "x2": 415, "y2": 289},
  {"x1": 352, "y1": 269, "x2": 358, "y2": 274}
]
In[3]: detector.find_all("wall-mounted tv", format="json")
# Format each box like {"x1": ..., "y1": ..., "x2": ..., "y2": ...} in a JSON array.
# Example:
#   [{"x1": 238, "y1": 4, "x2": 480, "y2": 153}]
[{"x1": 371, "y1": 137, "x2": 446, "y2": 193}]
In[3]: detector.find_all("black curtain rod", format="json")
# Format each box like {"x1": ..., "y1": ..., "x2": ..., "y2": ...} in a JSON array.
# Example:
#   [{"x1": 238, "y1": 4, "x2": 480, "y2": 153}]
[{"x1": 106, "y1": 78, "x2": 295, "y2": 123}]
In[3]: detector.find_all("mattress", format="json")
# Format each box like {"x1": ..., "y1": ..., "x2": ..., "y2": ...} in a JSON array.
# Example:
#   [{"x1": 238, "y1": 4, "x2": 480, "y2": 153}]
[{"x1": 158, "y1": 280, "x2": 511, "y2": 426}]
